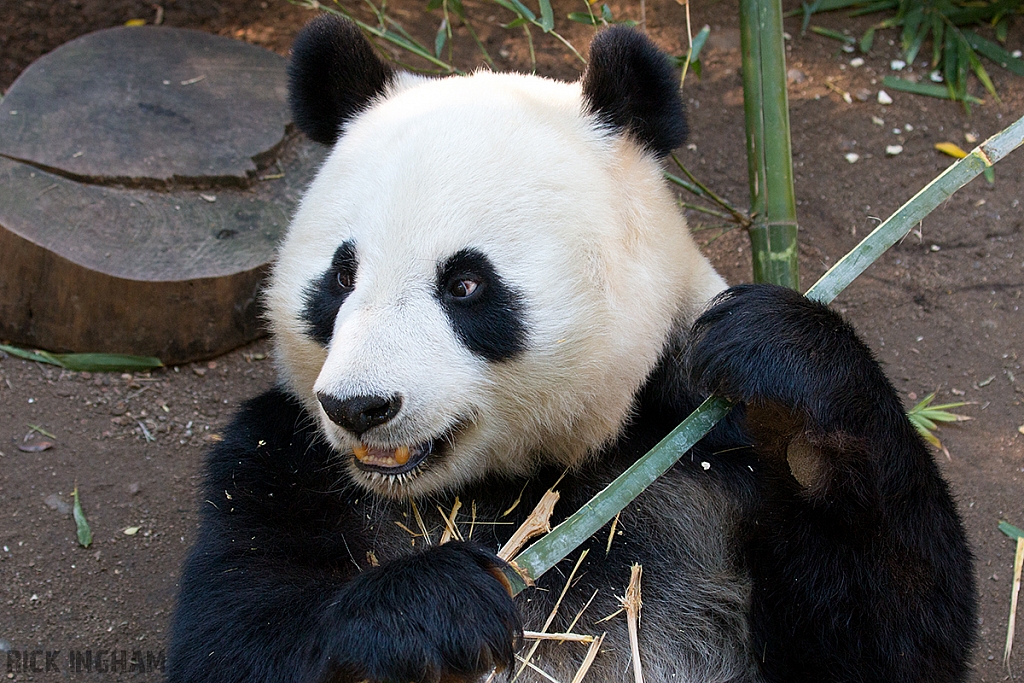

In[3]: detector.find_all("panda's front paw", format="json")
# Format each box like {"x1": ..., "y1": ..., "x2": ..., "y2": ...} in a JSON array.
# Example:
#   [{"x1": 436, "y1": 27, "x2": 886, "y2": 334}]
[
  {"x1": 325, "y1": 541, "x2": 522, "y2": 683},
  {"x1": 686, "y1": 284, "x2": 890, "y2": 432}
]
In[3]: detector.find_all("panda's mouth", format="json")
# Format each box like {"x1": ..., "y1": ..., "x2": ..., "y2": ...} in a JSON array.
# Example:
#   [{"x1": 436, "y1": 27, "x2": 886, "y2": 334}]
[
  {"x1": 351, "y1": 440, "x2": 433, "y2": 475},
  {"x1": 349, "y1": 421, "x2": 466, "y2": 477}
]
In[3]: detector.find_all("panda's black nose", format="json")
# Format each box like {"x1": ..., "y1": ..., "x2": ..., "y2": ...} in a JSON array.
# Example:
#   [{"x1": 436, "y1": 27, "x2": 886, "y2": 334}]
[{"x1": 317, "y1": 392, "x2": 402, "y2": 436}]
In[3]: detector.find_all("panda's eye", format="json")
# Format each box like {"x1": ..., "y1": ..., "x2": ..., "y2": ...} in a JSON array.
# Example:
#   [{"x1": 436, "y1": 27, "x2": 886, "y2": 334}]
[
  {"x1": 448, "y1": 278, "x2": 481, "y2": 300},
  {"x1": 336, "y1": 270, "x2": 355, "y2": 291}
]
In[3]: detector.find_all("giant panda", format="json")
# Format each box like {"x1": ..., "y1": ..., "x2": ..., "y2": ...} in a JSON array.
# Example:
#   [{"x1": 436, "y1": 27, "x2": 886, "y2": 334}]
[{"x1": 167, "y1": 15, "x2": 977, "y2": 683}]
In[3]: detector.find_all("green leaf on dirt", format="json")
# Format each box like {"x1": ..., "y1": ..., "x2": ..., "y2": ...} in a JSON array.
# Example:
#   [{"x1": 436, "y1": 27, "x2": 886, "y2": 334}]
[
  {"x1": 72, "y1": 486, "x2": 93, "y2": 548},
  {"x1": 0, "y1": 344, "x2": 163, "y2": 372},
  {"x1": 1000, "y1": 521, "x2": 1024, "y2": 541},
  {"x1": 810, "y1": 25, "x2": 856, "y2": 44},
  {"x1": 859, "y1": 26, "x2": 876, "y2": 53},
  {"x1": 963, "y1": 30, "x2": 1024, "y2": 77},
  {"x1": 906, "y1": 392, "x2": 969, "y2": 448},
  {"x1": 881, "y1": 76, "x2": 983, "y2": 103}
]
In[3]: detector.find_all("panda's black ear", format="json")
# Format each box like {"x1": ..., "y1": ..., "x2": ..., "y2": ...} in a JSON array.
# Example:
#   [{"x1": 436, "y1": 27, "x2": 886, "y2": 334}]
[
  {"x1": 581, "y1": 26, "x2": 687, "y2": 158},
  {"x1": 288, "y1": 15, "x2": 396, "y2": 145}
]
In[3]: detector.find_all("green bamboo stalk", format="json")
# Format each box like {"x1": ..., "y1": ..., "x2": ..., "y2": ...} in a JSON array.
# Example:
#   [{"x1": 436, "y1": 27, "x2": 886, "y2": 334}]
[
  {"x1": 739, "y1": 0, "x2": 799, "y2": 289},
  {"x1": 504, "y1": 396, "x2": 731, "y2": 594},
  {"x1": 505, "y1": 113, "x2": 1024, "y2": 593}
]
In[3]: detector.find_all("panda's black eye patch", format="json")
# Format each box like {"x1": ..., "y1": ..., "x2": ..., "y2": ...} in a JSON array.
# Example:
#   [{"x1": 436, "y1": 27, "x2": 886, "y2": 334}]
[
  {"x1": 436, "y1": 249, "x2": 527, "y2": 362},
  {"x1": 302, "y1": 240, "x2": 358, "y2": 347}
]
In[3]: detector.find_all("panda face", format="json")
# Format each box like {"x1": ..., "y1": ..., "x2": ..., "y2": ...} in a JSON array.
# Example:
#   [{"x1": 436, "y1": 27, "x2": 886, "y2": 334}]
[{"x1": 266, "y1": 22, "x2": 726, "y2": 499}]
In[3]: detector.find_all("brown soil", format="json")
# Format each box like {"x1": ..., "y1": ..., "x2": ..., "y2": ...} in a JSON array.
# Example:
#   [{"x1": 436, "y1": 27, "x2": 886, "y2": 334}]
[{"x1": 1, "y1": 1, "x2": 1023, "y2": 681}]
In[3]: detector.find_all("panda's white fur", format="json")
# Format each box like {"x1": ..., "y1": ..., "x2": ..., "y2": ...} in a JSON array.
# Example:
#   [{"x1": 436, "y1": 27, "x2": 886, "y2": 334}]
[{"x1": 266, "y1": 69, "x2": 725, "y2": 499}]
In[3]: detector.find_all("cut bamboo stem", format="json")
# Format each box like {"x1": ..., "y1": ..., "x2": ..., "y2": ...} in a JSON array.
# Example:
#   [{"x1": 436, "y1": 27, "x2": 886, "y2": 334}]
[
  {"x1": 1004, "y1": 536, "x2": 1024, "y2": 666},
  {"x1": 499, "y1": 489, "x2": 560, "y2": 561},
  {"x1": 523, "y1": 631, "x2": 595, "y2": 644},
  {"x1": 569, "y1": 633, "x2": 606, "y2": 683},
  {"x1": 622, "y1": 564, "x2": 644, "y2": 683}
]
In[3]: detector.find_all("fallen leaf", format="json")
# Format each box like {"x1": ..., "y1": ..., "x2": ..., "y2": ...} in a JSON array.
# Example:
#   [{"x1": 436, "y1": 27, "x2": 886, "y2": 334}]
[
  {"x1": 935, "y1": 142, "x2": 968, "y2": 159},
  {"x1": 73, "y1": 487, "x2": 93, "y2": 548}
]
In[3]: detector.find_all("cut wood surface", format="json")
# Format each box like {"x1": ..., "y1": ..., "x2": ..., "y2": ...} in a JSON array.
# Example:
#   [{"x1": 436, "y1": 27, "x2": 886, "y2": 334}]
[
  {"x1": 0, "y1": 26, "x2": 295, "y2": 186},
  {"x1": 0, "y1": 27, "x2": 327, "y2": 363}
]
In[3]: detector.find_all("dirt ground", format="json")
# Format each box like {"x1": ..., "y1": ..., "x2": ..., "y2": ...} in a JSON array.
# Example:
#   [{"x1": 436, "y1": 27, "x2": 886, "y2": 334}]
[{"x1": 1, "y1": 0, "x2": 1023, "y2": 680}]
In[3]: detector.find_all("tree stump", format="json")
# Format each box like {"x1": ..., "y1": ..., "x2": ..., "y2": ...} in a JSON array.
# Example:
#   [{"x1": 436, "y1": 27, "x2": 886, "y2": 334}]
[{"x1": 0, "y1": 26, "x2": 325, "y2": 364}]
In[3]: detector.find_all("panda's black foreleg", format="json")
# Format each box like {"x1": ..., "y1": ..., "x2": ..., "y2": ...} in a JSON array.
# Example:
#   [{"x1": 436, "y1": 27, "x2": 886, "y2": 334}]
[
  {"x1": 687, "y1": 284, "x2": 977, "y2": 683},
  {"x1": 167, "y1": 389, "x2": 521, "y2": 683},
  {"x1": 170, "y1": 539, "x2": 520, "y2": 683}
]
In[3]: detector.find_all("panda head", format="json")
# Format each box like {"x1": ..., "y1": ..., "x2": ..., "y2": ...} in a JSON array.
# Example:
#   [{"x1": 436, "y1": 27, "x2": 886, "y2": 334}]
[{"x1": 266, "y1": 16, "x2": 726, "y2": 499}]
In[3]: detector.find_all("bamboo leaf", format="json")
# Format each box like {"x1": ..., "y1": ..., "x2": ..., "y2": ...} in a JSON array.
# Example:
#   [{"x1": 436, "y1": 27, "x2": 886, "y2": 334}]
[
  {"x1": 538, "y1": 0, "x2": 555, "y2": 32},
  {"x1": 50, "y1": 354, "x2": 163, "y2": 372},
  {"x1": 860, "y1": 26, "x2": 876, "y2": 53},
  {"x1": 963, "y1": 29, "x2": 1024, "y2": 76},
  {"x1": 849, "y1": 0, "x2": 899, "y2": 17},
  {"x1": 901, "y1": 5, "x2": 924, "y2": 55},
  {"x1": 786, "y1": 0, "x2": 865, "y2": 17},
  {"x1": 567, "y1": 11, "x2": 599, "y2": 24},
  {"x1": 435, "y1": 19, "x2": 447, "y2": 56},
  {"x1": 882, "y1": 75, "x2": 983, "y2": 103},
  {"x1": 943, "y1": 26, "x2": 958, "y2": 95},
  {"x1": 995, "y1": 17, "x2": 1008, "y2": 43},
  {"x1": 0, "y1": 344, "x2": 163, "y2": 372},
  {"x1": 904, "y1": 13, "x2": 930, "y2": 66},
  {"x1": 935, "y1": 141, "x2": 969, "y2": 158},
  {"x1": 690, "y1": 25, "x2": 710, "y2": 63},
  {"x1": 810, "y1": 25, "x2": 856, "y2": 44},
  {"x1": 931, "y1": 15, "x2": 944, "y2": 66},
  {"x1": 1002, "y1": 521, "x2": 1024, "y2": 541},
  {"x1": 0, "y1": 343, "x2": 58, "y2": 365},
  {"x1": 73, "y1": 486, "x2": 93, "y2": 548}
]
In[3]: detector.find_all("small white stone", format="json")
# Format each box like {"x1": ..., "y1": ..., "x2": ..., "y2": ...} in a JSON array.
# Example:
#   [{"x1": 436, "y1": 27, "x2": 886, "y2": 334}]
[
  {"x1": 886, "y1": 145, "x2": 903, "y2": 156},
  {"x1": 904, "y1": 123, "x2": 914, "y2": 131},
  {"x1": 701, "y1": 461, "x2": 712, "y2": 471},
  {"x1": 843, "y1": 91, "x2": 853, "y2": 104},
  {"x1": 850, "y1": 57, "x2": 865, "y2": 67},
  {"x1": 930, "y1": 70, "x2": 943, "y2": 82},
  {"x1": 891, "y1": 59, "x2": 906, "y2": 70},
  {"x1": 871, "y1": 116, "x2": 885, "y2": 126},
  {"x1": 965, "y1": 132, "x2": 979, "y2": 144},
  {"x1": 783, "y1": 32, "x2": 792, "y2": 40},
  {"x1": 930, "y1": 244, "x2": 941, "y2": 252},
  {"x1": 845, "y1": 153, "x2": 860, "y2": 164},
  {"x1": 1012, "y1": 50, "x2": 1022, "y2": 59},
  {"x1": 878, "y1": 90, "x2": 893, "y2": 105},
  {"x1": 842, "y1": 44, "x2": 855, "y2": 53},
  {"x1": 892, "y1": 128, "x2": 902, "y2": 135}
]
